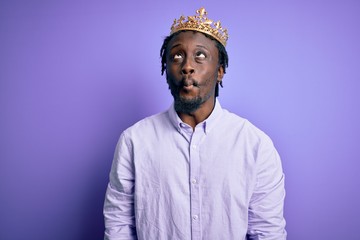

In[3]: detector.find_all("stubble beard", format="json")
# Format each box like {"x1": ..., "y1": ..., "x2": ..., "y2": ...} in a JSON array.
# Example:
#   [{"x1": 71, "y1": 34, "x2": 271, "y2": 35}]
[
  {"x1": 168, "y1": 80, "x2": 215, "y2": 114},
  {"x1": 173, "y1": 95, "x2": 203, "y2": 114},
  {"x1": 166, "y1": 78, "x2": 203, "y2": 114}
]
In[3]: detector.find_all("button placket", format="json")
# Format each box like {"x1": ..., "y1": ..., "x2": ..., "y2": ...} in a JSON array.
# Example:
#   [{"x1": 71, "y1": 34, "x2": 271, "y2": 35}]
[{"x1": 189, "y1": 127, "x2": 205, "y2": 239}]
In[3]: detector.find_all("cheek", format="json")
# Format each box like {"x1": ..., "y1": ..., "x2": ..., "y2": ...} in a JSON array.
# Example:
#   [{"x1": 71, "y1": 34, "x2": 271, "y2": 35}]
[
  {"x1": 204, "y1": 72, "x2": 219, "y2": 91},
  {"x1": 167, "y1": 63, "x2": 181, "y2": 78},
  {"x1": 203, "y1": 67, "x2": 219, "y2": 83}
]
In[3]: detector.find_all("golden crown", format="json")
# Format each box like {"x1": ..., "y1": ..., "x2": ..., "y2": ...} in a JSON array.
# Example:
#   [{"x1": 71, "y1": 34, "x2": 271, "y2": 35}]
[{"x1": 170, "y1": 7, "x2": 229, "y2": 47}]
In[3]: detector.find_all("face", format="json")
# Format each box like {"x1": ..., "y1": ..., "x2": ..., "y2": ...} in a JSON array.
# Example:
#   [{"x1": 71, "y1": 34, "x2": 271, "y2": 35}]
[{"x1": 166, "y1": 31, "x2": 224, "y2": 113}]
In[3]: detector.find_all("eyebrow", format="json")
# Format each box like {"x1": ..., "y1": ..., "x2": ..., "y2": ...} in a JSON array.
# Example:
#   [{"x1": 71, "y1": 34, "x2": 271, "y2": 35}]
[
  {"x1": 169, "y1": 43, "x2": 182, "y2": 51},
  {"x1": 196, "y1": 45, "x2": 209, "y2": 50},
  {"x1": 169, "y1": 44, "x2": 209, "y2": 51}
]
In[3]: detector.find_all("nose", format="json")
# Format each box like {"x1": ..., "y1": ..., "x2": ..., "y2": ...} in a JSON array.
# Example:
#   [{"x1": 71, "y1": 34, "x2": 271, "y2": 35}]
[{"x1": 181, "y1": 57, "x2": 195, "y2": 75}]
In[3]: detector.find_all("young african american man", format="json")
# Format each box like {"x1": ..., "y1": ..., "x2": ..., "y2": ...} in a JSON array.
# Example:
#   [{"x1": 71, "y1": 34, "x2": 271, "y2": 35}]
[{"x1": 104, "y1": 7, "x2": 287, "y2": 240}]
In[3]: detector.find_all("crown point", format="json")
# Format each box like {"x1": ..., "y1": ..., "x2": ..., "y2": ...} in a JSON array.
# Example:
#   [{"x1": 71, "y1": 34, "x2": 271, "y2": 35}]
[{"x1": 197, "y1": 7, "x2": 207, "y2": 17}]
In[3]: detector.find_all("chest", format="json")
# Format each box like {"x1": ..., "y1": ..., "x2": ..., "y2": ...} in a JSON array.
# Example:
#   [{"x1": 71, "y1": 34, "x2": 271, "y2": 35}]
[{"x1": 132, "y1": 130, "x2": 257, "y2": 200}]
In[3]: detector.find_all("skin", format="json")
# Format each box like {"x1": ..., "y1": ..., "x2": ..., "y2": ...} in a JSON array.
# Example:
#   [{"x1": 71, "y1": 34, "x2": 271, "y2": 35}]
[{"x1": 166, "y1": 31, "x2": 224, "y2": 129}]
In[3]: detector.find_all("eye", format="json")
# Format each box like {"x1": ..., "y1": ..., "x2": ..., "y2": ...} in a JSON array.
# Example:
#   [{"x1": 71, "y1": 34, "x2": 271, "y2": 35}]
[
  {"x1": 195, "y1": 52, "x2": 206, "y2": 60},
  {"x1": 173, "y1": 53, "x2": 183, "y2": 61}
]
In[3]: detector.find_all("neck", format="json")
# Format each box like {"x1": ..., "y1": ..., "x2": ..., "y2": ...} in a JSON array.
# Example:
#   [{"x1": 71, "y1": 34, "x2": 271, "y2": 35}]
[{"x1": 177, "y1": 97, "x2": 216, "y2": 130}]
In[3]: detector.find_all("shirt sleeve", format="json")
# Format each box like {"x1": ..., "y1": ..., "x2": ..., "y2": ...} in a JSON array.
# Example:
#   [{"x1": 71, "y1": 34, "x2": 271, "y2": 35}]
[
  {"x1": 103, "y1": 133, "x2": 138, "y2": 240},
  {"x1": 246, "y1": 136, "x2": 287, "y2": 240}
]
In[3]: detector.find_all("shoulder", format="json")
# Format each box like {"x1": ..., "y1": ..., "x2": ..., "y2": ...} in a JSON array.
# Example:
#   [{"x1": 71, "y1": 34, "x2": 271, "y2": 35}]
[
  {"x1": 122, "y1": 110, "x2": 173, "y2": 139},
  {"x1": 220, "y1": 109, "x2": 280, "y2": 169},
  {"x1": 221, "y1": 108, "x2": 274, "y2": 147}
]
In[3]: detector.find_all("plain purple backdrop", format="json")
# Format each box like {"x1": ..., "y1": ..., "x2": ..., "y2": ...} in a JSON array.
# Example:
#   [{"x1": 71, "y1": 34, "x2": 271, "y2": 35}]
[{"x1": 1, "y1": 1, "x2": 359, "y2": 239}]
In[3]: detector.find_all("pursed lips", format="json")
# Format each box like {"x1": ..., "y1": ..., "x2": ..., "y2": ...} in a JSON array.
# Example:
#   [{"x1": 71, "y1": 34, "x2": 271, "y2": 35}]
[
  {"x1": 181, "y1": 78, "x2": 199, "y2": 87},
  {"x1": 180, "y1": 78, "x2": 199, "y2": 92}
]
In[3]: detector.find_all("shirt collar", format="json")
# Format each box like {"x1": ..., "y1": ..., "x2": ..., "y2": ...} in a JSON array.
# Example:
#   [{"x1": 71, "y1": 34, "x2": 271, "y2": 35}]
[{"x1": 167, "y1": 99, "x2": 223, "y2": 134}]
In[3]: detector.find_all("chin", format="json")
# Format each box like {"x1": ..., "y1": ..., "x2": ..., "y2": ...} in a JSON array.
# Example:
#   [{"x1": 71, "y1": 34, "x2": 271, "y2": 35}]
[{"x1": 174, "y1": 96, "x2": 203, "y2": 113}]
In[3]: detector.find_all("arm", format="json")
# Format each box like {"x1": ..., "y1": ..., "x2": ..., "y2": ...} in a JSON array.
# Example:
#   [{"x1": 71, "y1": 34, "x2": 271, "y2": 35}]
[
  {"x1": 246, "y1": 137, "x2": 287, "y2": 240},
  {"x1": 104, "y1": 133, "x2": 137, "y2": 240}
]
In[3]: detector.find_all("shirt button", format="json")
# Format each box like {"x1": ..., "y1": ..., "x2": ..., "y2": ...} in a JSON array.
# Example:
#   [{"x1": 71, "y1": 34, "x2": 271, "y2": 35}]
[
  {"x1": 191, "y1": 178, "x2": 197, "y2": 184},
  {"x1": 192, "y1": 145, "x2": 197, "y2": 149},
  {"x1": 192, "y1": 215, "x2": 198, "y2": 220}
]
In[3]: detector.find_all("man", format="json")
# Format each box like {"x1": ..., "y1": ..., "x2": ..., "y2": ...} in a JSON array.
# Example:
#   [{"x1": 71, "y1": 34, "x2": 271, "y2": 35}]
[{"x1": 104, "y1": 7, "x2": 286, "y2": 240}]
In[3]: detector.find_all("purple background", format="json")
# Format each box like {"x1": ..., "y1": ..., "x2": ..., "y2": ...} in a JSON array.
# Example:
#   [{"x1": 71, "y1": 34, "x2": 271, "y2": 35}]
[{"x1": 1, "y1": 1, "x2": 359, "y2": 239}]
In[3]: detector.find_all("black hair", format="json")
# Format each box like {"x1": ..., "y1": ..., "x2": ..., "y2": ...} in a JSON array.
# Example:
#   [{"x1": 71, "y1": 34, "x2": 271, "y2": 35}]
[{"x1": 160, "y1": 30, "x2": 229, "y2": 97}]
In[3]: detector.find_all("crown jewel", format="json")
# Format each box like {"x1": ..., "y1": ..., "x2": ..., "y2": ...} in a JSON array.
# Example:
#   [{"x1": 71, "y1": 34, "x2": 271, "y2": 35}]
[{"x1": 170, "y1": 7, "x2": 229, "y2": 47}]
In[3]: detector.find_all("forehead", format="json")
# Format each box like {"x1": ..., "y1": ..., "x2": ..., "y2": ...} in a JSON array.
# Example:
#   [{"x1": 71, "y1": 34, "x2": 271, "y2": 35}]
[{"x1": 167, "y1": 31, "x2": 218, "y2": 52}]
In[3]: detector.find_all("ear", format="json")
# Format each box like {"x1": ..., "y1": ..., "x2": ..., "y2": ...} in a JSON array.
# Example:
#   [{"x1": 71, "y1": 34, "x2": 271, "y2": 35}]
[{"x1": 217, "y1": 65, "x2": 224, "y2": 82}]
